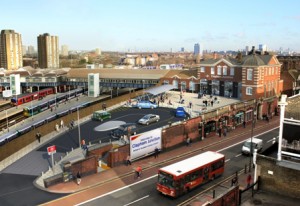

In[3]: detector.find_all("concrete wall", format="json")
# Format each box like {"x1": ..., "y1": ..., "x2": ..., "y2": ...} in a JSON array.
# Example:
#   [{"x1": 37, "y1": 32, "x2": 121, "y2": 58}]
[{"x1": 256, "y1": 155, "x2": 300, "y2": 198}]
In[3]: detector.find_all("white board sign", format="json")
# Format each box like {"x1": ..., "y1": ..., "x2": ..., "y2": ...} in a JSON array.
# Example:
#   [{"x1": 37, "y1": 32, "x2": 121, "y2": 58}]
[
  {"x1": 3, "y1": 90, "x2": 12, "y2": 98},
  {"x1": 130, "y1": 128, "x2": 162, "y2": 160}
]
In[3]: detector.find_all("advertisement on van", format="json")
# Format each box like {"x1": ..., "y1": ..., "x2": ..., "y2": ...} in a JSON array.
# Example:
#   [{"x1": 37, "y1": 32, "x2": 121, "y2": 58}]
[{"x1": 130, "y1": 128, "x2": 161, "y2": 160}]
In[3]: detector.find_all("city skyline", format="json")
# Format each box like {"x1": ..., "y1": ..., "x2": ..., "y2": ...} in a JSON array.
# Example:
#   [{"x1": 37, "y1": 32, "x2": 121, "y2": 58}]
[{"x1": 1, "y1": 0, "x2": 300, "y2": 52}]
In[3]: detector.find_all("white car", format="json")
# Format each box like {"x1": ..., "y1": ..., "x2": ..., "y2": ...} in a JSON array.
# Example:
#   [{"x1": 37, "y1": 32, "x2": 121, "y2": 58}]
[{"x1": 138, "y1": 114, "x2": 160, "y2": 125}]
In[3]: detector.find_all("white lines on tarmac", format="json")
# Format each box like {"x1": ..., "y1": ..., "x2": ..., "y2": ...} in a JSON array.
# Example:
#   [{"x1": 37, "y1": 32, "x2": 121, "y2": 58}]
[
  {"x1": 235, "y1": 154, "x2": 242, "y2": 158},
  {"x1": 75, "y1": 176, "x2": 154, "y2": 206},
  {"x1": 225, "y1": 159, "x2": 230, "y2": 162},
  {"x1": 123, "y1": 195, "x2": 149, "y2": 206}
]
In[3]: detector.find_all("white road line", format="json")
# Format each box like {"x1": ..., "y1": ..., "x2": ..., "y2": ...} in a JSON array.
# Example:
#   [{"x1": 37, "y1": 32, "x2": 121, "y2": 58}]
[
  {"x1": 123, "y1": 195, "x2": 149, "y2": 206},
  {"x1": 225, "y1": 159, "x2": 230, "y2": 162},
  {"x1": 75, "y1": 127, "x2": 279, "y2": 206},
  {"x1": 74, "y1": 176, "x2": 154, "y2": 206},
  {"x1": 235, "y1": 154, "x2": 242, "y2": 157}
]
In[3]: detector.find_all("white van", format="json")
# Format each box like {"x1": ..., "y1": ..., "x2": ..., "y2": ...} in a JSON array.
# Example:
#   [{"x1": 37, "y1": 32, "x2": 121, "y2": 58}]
[{"x1": 242, "y1": 138, "x2": 263, "y2": 155}]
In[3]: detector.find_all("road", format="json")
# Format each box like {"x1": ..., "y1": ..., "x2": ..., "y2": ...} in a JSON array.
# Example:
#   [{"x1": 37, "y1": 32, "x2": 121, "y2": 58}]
[
  {"x1": 76, "y1": 128, "x2": 279, "y2": 206},
  {"x1": 0, "y1": 107, "x2": 188, "y2": 206}
]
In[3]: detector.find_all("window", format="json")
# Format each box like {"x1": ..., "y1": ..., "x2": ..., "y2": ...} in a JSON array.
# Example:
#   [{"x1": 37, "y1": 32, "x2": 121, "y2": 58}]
[
  {"x1": 230, "y1": 67, "x2": 234, "y2": 76},
  {"x1": 211, "y1": 67, "x2": 215, "y2": 75},
  {"x1": 247, "y1": 69, "x2": 253, "y2": 80},
  {"x1": 217, "y1": 66, "x2": 222, "y2": 75},
  {"x1": 272, "y1": 67, "x2": 274, "y2": 75},
  {"x1": 223, "y1": 66, "x2": 227, "y2": 75},
  {"x1": 163, "y1": 80, "x2": 169, "y2": 85},
  {"x1": 246, "y1": 87, "x2": 253, "y2": 95},
  {"x1": 200, "y1": 67, "x2": 205, "y2": 72}
]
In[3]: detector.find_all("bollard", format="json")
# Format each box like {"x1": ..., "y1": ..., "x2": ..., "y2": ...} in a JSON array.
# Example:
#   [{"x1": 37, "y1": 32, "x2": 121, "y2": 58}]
[
  {"x1": 213, "y1": 190, "x2": 215, "y2": 198},
  {"x1": 66, "y1": 152, "x2": 69, "y2": 156},
  {"x1": 72, "y1": 147, "x2": 74, "y2": 151},
  {"x1": 61, "y1": 156, "x2": 63, "y2": 160},
  {"x1": 245, "y1": 164, "x2": 247, "y2": 174}
]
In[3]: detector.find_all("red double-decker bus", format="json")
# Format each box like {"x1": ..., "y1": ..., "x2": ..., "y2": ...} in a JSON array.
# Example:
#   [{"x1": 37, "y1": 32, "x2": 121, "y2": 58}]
[{"x1": 157, "y1": 151, "x2": 225, "y2": 198}]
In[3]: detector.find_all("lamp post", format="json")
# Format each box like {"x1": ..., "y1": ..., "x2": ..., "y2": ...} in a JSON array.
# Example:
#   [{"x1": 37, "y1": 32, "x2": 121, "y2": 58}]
[
  {"x1": 77, "y1": 106, "x2": 81, "y2": 147},
  {"x1": 278, "y1": 95, "x2": 288, "y2": 161},
  {"x1": 142, "y1": 80, "x2": 145, "y2": 94},
  {"x1": 249, "y1": 100, "x2": 257, "y2": 172},
  {"x1": 6, "y1": 110, "x2": 9, "y2": 132}
]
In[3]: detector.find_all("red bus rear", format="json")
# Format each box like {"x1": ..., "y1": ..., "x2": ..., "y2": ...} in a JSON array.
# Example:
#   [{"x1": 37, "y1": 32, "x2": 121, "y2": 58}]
[{"x1": 157, "y1": 151, "x2": 225, "y2": 198}]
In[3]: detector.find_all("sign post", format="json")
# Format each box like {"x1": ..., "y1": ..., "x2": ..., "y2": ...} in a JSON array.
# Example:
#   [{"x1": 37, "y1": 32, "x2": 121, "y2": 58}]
[{"x1": 47, "y1": 145, "x2": 56, "y2": 169}]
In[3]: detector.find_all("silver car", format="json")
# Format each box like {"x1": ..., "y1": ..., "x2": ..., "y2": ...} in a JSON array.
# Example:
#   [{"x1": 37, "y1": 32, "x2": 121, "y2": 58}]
[{"x1": 138, "y1": 114, "x2": 160, "y2": 125}]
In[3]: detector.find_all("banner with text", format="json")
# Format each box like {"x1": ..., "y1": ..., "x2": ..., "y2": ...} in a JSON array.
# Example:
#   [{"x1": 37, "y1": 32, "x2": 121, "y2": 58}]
[{"x1": 130, "y1": 128, "x2": 162, "y2": 160}]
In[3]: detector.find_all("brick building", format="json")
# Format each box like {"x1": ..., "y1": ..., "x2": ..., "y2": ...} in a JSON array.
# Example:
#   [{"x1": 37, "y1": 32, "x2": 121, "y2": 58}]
[{"x1": 161, "y1": 48, "x2": 283, "y2": 119}]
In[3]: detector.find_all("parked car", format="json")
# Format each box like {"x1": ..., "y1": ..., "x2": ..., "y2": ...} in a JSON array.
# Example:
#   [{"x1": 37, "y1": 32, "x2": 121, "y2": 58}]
[
  {"x1": 138, "y1": 114, "x2": 160, "y2": 125},
  {"x1": 242, "y1": 138, "x2": 263, "y2": 155},
  {"x1": 91, "y1": 110, "x2": 111, "y2": 121},
  {"x1": 135, "y1": 100, "x2": 158, "y2": 109},
  {"x1": 175, "y1": 107, "x2": 186, "y2": 118},
  {"x1": 111, "y1": 123, "x2": 137, "y2": 138}
]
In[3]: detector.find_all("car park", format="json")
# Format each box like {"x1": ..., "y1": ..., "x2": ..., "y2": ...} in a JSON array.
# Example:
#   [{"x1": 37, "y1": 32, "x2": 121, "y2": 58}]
[
  {"x1": 111, "y1": 123, "x2": 137, "y2": 138},
  {"x1": 134, "y1": 100, "x2": 158, "y2": 109},
  {"x1": 175, "y1": 106, "x2": 186, "y2": 118},
  {"x1": 138, "y1": 114, "x2": 160, "y2": 125},
  {"x1": 91, "y1": 110, "x2": 111, "y2": 121}
]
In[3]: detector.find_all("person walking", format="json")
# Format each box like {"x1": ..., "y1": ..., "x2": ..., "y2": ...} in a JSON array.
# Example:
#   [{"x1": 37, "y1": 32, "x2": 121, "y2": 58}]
[
  {"x1": 189, "y1": 101, "x2": 192, "y2": 108},
  {"x1": 186, "y1": 136, "x2": 191, "y2": 146},
  {"x1": 60, "y1": 119, "x2": 64, "y2": 128},
  {"x1": 126, "y1": 155, "x2": 131, "y2": 166},
  {"x1": 154, "y1": 147, "x2": 159, "y2": 158},
  {"x1": 76, "y1": 171, "x2": 81, "y2": 185},
  {"x1": 247, "y1": 174, "x2": 252, "y2": 188},
  {"x1": 36, "y1": 132, "x2": 41, "y2": 143},
  {"x1": 223, "y1": 127, "x2": 227, "y2": 137},
  {"x1": 135, "y1": 166, "x2": 142, "y2": 178},
  {"x1": 243, "y1": 120, "x2": 246, "y2": 128},
  {"x1": 218, "y1": 127, "x2": 222, "y2": 137}
]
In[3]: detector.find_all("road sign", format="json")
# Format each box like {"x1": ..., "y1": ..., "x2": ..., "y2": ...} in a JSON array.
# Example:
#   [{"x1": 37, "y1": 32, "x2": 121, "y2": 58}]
[{"x1": 47, "y1": 145, "x2": 56, "y2": 155}]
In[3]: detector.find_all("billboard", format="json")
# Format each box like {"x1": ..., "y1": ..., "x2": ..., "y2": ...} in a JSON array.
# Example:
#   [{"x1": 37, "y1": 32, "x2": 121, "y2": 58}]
[
  {"x1": 130, "y1": 128, "x2": 161, "y2": 160},
  {"x1": 3, "y1": 90, "x2": 12, "y2": 98}
]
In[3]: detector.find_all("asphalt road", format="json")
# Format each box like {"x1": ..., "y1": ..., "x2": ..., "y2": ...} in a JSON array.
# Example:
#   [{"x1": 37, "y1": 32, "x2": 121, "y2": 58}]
[
  {"x1": 78, "y1": 128, "x2": 280, "y2": 206},
  {"x1": 37, "y1": 107, "x2": 186, "y2": 153},
  {"x1": 0, "y1": 107, "x2": 188, "y2": 206}
]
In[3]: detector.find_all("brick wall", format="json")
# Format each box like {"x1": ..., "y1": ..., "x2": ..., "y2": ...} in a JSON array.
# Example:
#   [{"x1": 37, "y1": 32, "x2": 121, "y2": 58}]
[
  {"x1": 107, "y1": 144, "x2": 130, "y2": 168},
  {"x1": 87, "y1": 143, "x2": 113, "y2": 159},
  {"x1": 256, "y1": 155, "x2": 300, "y2": 198},
  {"x1": 70, "y1": 156, "x2": 97, "y2": 177}
]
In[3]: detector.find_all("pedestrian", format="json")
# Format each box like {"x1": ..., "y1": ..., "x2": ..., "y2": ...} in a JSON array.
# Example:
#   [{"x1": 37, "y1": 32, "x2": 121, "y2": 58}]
[
  {"x1": 266, "y1": 115, "x2": 269, "y2": 123},
  {"x1": 211, "y1": 100, "x2": 214, "y2": 107},
  {"x1": 243, "y1": 120, "x2": 246, "y2": 128},
  {"x1": 102, "y1": 103, "x2": 107, "y2": 111},
  {"x1": 126, "y1": 155, "x2": 131, "y2": 166},
  {"x1": 60, "y1": 119, "x2": 64, "y2": 128},
  {"x1": 81, "y1": 139, "x2": 86, "y2": 149},
  {"x1": 36, "y1": 132, "x2": 41, "y2": 143},
  {"x1": 186, "y1": 136, "x2": 191, "y2": 146},
  {"x1": 154, "y1": 147, "x2": 159, "y2": 158},
  {"x1": 76, "y1": 171, "x2": 81, "y2": 185},
  {"x1": 218, "y1": 127, "x2": 222, "y2": 137},
  {"x1": 223, "y1": 127, "x2": 227, "y2": 137},
  {"x1": 189, "y1": 101, "x2": 192, "y2": 108},
  {"x1": 55, "y1": 123, "x2": 60, "y2": 132},
  {"x1": 247, "y1": 174, "x2": 252, "y2": 188},
  {"x1": 135, "y1": 166, "x2": 142, "y2": 178},
  {"x1": 231, "y1": 176, "x2": 238, "y2": 186}
]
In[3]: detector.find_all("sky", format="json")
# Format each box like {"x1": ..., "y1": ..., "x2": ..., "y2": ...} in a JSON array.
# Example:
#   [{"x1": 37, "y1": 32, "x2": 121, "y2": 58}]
[{"x1": 1, "y1": 0, "x2": 300, "y2": 52}]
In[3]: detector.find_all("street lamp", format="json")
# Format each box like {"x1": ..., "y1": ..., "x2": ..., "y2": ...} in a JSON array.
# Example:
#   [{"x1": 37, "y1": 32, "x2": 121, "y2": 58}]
[
  {"x1": 142, "y1": 80, "x2": 145, "y2": 94},
  {"x1": 77, "y1": 106, "x2": 81, "y2": 147},
  {"x1": 278, "y1": 95, "x2": 288, "y2": 161},
  {"x1": 6, "y1": 110, "x2": 9, "y2": 132},
  {"x1": 249, "y1": 100, "x2": 257, "y2": 172}
]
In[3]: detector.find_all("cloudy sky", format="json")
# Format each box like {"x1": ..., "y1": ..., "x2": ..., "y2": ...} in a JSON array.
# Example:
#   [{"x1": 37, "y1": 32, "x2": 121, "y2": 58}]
[{"x1": 1, "y1": 0, "x2": 300, "y2": 52}]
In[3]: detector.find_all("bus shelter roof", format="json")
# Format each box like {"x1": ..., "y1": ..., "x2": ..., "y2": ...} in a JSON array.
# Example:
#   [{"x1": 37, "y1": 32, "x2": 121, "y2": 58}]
[{"x1": 144, "y1": 84, "x2": 176, "y2": 96}]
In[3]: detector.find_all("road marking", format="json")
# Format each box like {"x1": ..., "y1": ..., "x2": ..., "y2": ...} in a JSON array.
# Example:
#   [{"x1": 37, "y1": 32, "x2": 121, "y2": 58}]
[
  {"x1": 267, "y1": 136, "x2": 278, "y2": 143},
  {"x1": 74, "y1": 176, "x2": 154, "y2": 206},
  {"x1": 225, "y1": 159, "x2": 230, "y2": 162},
  {"x1": 123, "y1": 195, "x2": 149, "y2": 206},
  {"x1": 235, "y1": 154, "x2": 242, "y2": 157}
]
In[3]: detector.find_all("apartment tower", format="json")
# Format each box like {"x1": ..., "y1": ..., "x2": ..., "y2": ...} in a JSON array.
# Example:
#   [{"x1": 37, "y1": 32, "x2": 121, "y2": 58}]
[
  {"x1": 0, "y1": 30, "x2": 23, "y2": 70},
  {"x1": 37, "y1": 33, "x2": 59, "y2": 68}
]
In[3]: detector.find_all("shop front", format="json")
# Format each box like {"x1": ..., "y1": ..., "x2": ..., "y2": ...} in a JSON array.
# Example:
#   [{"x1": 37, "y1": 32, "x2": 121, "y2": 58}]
[{"x1": 204, "y1": 120, "x2": 217, "y2": 137}]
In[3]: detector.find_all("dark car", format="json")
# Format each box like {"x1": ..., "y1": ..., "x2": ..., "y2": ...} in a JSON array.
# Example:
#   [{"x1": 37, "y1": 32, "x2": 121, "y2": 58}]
[{"x1": 111, "y1": 123, "x2": 137, "y2": 138}]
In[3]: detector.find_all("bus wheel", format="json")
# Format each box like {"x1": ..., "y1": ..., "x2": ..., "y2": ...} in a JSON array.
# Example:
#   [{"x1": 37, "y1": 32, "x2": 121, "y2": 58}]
[{"x1": 211, "y1": 174, "x2": 215, "y2": 180}]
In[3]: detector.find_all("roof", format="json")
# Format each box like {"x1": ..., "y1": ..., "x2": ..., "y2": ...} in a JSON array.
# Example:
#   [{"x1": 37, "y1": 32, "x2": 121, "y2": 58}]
[
  {"x1": 242, "y1": 54, "x2": 265, "y2": 66},
  {"x1": 163, "y1": 69, "x2": 198, "y2": 79},
  {"x1": 144, "y1": 84, "x2": 176, "y2": 95},
  {"x1": 67, "y1": 68, "x2": 169, "y2": 79},
  {"x1": 160, "y1": 151, "x2": 224, "y2": 177}
]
